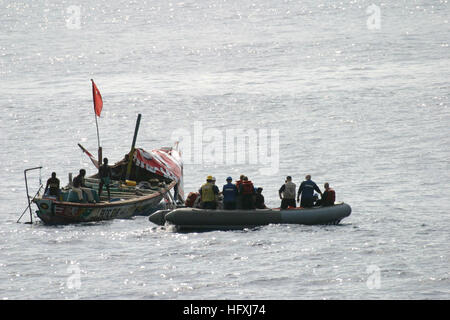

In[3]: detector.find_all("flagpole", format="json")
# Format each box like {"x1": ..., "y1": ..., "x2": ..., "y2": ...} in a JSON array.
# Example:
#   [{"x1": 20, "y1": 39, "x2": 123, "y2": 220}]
[
  {"x1": 91, "y1": 79, "x2": 102, "y2": 166},
  {"x1": 94, "y1": 111, "x2": 101, "y2": 149},
  {"x1": 95, "y1": 113, "x2": 102, "y2": 166}
]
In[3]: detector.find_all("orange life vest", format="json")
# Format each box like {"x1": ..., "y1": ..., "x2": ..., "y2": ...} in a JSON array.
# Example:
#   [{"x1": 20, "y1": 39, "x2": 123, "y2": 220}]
[
  {"x1": 185, "y1": 192, "x2": 200, "y2": 207},
  {"x1": 323, "y1": 188, "x2": 336, "y2": 205},
  {"x1": 240, "y1": 181, "x2": 255, "y2": 195}
]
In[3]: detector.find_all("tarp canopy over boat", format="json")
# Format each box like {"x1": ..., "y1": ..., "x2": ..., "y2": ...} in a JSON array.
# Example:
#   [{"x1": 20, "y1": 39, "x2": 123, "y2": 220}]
[
  {"x1": 79, "y1": 143, "x2": 184, "y2": 199},
  {"x1": 133, "y1": 147, "x2": 182, "y2": 183}
]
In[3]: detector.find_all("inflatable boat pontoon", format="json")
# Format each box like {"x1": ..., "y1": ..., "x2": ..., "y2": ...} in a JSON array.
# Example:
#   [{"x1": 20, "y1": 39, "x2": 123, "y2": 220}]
[{"x1": 149, "y1": 202, "x2": 351, "y2": 231}]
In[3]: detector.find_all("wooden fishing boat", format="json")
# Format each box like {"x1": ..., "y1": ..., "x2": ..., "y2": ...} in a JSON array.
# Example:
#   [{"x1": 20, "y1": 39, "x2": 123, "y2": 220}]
[
  {"x1": 34, "y1": 179, "x2": 177, "y2": 225},
  {"x1": 23, "y1": 110, "x2": 184, "y2": 225},
  {"x1": 31, "y1": 137, "x2": 184, "y2": 225},
  {"x1": 21, "y1": 83, "x2": 184, "y2": 225}
]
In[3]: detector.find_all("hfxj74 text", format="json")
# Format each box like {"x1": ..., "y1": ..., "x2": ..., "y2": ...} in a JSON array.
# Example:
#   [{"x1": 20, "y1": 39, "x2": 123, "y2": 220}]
[{"x1": 183, "y1": 304, "x2": 266, "y2": 317}]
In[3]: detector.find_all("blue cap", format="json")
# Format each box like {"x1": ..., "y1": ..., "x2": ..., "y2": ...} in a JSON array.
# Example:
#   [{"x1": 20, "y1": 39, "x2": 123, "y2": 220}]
[{"x1": 226, "y1": 176, "x2": 232, "y2": 181}]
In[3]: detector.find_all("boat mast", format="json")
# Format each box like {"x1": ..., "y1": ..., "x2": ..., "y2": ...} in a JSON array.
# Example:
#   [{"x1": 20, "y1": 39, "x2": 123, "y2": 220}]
[
  {"x1": 94, "y1": 114, "x2": 102, "y2": 166},
  {"x1": 125, "y1": 113, "x2": 142, "y2": 180},
  {"x1": 91, "y1": 79, "x2": 103, "y2": 167}
]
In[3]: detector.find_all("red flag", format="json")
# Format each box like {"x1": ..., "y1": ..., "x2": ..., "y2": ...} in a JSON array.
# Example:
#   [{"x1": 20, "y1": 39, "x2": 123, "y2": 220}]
[{"x1": 91, "y1": 79, "x2": 103, "y2": 117}]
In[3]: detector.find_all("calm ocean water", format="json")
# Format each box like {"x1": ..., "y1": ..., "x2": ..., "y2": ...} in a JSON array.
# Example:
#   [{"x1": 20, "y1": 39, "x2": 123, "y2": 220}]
[{"x1": 0, "y1": 0, "x2": 449, "y2": 300}]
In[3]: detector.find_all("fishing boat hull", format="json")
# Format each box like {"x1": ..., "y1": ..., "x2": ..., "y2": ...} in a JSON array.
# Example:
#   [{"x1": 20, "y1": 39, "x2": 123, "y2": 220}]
[
  {"x1": 33, "y1": 182, "x2": 177, "y2": 225},
  {"x1": 149, "y1": 203, "x2": 352, "y2": 231}
]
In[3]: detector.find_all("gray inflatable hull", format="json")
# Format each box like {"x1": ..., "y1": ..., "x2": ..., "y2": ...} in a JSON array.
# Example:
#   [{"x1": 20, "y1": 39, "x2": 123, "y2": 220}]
[{"x1": 149, "y1": 203, "x2": 351, "y2": 231}]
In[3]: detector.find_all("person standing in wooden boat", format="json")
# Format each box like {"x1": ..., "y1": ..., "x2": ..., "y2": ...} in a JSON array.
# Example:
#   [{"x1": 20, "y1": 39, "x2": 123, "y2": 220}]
[
  {"x1": 117, "y1": 153, "x2": 130, "y2": 181},
  {"x1": 44, "y1": 172, "x2": 60, "y2": 198},
  {"x1": 98, "y1": 157, "x2": 112, "y2": 202},
  {"x1": 72, "y1": 169, "x2": 95, "y2": 202},
  {"x1": 72, "y1": 169, "x2": 85, "y2": 189}
]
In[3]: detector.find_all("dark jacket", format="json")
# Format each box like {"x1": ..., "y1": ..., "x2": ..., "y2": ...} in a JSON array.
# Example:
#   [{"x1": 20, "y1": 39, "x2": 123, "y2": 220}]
[
  {"x1": 222, "y1": 183, "x2": 238, "y2": 203},
  {"x1": 72, "y1": 175, "x2": 85, "y2": 188},
  {"x1": 255, "y1": 194, "x2": 266, "y2": 209},
  {"x1": 298, "y1": 180, "x2": 321, "y2": 199}
]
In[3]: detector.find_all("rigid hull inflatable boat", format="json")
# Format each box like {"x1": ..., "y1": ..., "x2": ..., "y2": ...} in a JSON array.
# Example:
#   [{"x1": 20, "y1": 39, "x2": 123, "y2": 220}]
[{"x1": 149, "y1": 202, "x2": 351, "y2": 231}]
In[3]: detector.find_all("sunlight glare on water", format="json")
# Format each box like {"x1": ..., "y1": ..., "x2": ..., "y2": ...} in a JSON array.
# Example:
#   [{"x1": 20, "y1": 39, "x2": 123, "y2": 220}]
[{"x1": 0, "y1": 0, "x2": 449, "y2": 299}]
